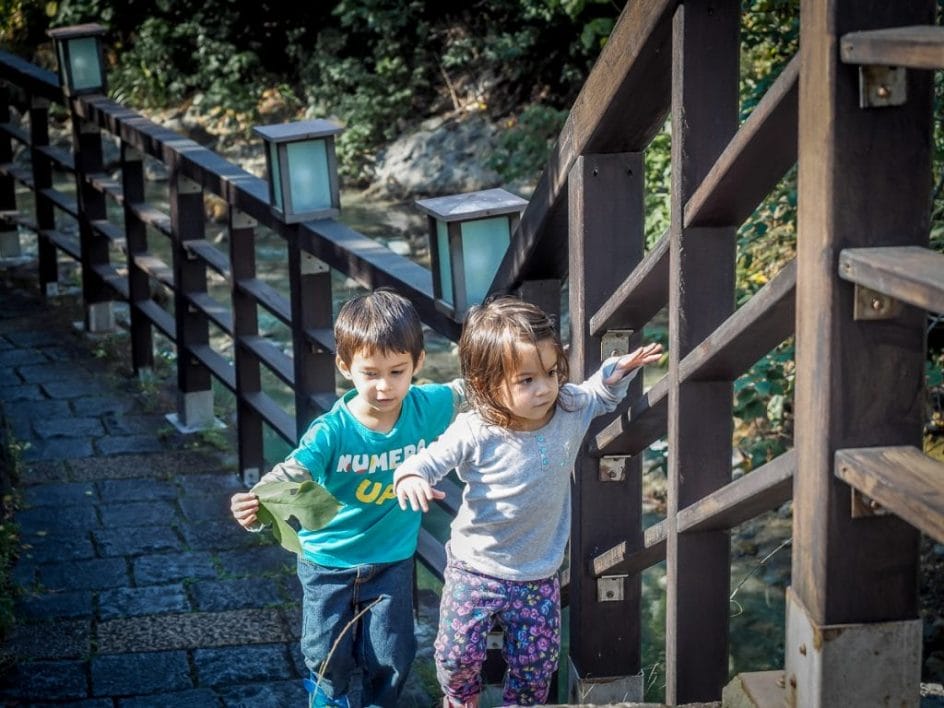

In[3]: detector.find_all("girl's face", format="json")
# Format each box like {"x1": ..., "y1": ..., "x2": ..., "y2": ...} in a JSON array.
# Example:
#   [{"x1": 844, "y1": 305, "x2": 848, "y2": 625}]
[{"x1": 498, "y1": 338, "x2": 561, "y2": 431}]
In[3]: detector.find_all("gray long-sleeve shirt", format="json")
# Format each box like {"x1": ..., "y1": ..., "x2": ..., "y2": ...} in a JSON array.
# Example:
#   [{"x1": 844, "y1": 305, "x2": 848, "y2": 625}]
[{"x1": 393, "y1": 359, "x2": 633, "y2": 581}]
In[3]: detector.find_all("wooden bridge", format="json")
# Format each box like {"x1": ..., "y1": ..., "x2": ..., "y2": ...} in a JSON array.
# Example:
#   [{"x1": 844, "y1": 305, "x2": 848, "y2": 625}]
[{"x1": 1, "y1": 0, "x2": 943, "y2": 705}]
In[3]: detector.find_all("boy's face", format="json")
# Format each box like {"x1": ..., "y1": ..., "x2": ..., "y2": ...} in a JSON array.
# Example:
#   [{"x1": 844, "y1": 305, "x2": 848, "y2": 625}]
[{"x1": 337, "y1": 348, "x2": 425, "y2": 427}]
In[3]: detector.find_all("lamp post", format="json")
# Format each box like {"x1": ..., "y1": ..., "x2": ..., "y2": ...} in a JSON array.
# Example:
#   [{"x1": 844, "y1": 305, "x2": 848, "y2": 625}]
[
  {"x1": 253, "y1": 119, "x2": 343, "y2": 223},
  {"x1": 416, "y1": 187, "x2": 527, "y2": 317},
  {"x1": 47, "y1": 23, "x2": 107, "y2": 96}
]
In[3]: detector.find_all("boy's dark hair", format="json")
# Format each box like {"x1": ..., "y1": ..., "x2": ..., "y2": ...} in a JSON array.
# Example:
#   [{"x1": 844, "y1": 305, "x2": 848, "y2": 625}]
[
  {"x1": 335, "y1": 288, "x2": 425, "y2": 366},
  {"x1": 459, "y1": 295, "x2": 569, "y2": 427}
]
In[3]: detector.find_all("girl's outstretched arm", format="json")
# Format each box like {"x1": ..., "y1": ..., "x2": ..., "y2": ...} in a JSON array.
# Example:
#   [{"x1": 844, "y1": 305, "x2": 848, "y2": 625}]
[{"x1": 603, "y1": 342, "x2": 664, "y2": 385}]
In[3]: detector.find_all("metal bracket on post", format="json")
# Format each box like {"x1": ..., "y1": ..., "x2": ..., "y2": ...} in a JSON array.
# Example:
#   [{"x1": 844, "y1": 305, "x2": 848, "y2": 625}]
[
  {"x1": 176, "y1": 174, "x2": 201, "y2": 195},
  {"x1": 850, "y1": 487, "x2": 888, "y2": 519},
  {"x1": 857, "y1": 65, "x2": 907, "y2": 108},
  {"x1": 601, "y1": 329, "x2": 633, "y2": 359},
  {"x1": 597, "y1": 574, "x2": 627, "y2": 602},
  {"x1": 301, "y1": 252, "x2": 330, "y2": 275},
  {"x1": 78, "y1": 119, "x2": 99, "y2": 135},
  {"x1": 853, "y1": 284, "x2": 903, "y2": 320},
  {"x1": 121, "y1": 144, "x2": 142, "y2": 162},
  {"x1": 599, "y1": 456, "x2": 628, "y2": 482},
  {"x1": 242, "y1": 467, "x2": 260, "y2": 486},
  {"x1": 230, "y1": 208, "x2": 257, "y2": 230}
]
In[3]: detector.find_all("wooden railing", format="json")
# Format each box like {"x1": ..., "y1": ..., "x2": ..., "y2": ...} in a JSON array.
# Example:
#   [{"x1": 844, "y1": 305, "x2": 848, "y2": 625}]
[{"x1": 1, "y1": 1, "x2": 943, "y2": 705}]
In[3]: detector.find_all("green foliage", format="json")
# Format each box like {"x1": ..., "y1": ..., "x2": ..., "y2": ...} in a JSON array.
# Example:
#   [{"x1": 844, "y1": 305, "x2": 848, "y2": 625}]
[
  {"x1": 733, "y1": 342, "x2": 795, "y2": 471},
  {"x1": 740, "y1": 0, "x2": 800, "y2": 119},
  {"x1": 0, "y1": 414, "x2": 23, "y2": 646},
  {"x1": 644, "y1": 126, "x2": 672, "y2": 247},
  {"x1": 108, "y1": 17, "x2": 262, "y2": 115},
  {"x1": 487, "y1": 104, "x2": 568, "y2": 183},
  {"x1": 253, "y1": 479, "x2": 340, "y2": 554}
]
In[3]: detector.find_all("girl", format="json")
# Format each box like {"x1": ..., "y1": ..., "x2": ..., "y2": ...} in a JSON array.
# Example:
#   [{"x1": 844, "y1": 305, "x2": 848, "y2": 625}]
[{"x1": 394, "y1": 296, "x2": 662, "y2": 707}]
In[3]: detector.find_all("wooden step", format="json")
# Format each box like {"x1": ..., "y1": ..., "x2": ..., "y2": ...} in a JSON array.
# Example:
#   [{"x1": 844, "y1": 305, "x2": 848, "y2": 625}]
[
  {"x1": 841, "y1": 26, "x2": 944, "y2": 70},
  {"x1": 835, "y1": 446, "x2": 944, "y2": 544},
  {"x1": 839, "y1": 246, "x2": 944, "y2": 314}
]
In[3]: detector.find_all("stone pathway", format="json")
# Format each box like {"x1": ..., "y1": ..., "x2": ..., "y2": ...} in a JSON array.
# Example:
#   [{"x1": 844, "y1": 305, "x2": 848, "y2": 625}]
[{"x1": 0, "y1": 276, "x2": 437, "y2": 707}]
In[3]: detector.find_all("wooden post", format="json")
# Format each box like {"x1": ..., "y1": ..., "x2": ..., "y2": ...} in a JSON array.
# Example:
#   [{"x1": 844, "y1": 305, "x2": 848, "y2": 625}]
[
  {"x1": 288, "y1": 240, "x2": 335, "y2": 438},
  {"x1": 789, "y1": 1, "x2": 932, "y2": 704},
  {"x1": 120, "y1": 141, "x2": 153, "y2": 375},
  {"x1": 70, "y1": 104, "x2": 113, "y2": 332},
  {"x1": 517, "y1": 278, "x2": 560, "y2": 324},
  {"x1": 568, "y1": 152, "x2": 645, "y2": 703},
  {"x1": 665, "y1": 1, "x2": 739, "y2": 703},
  {"x1": 168, "y1": 165, "x2": 214, "y2": 430},
  {"x1": 229, "y1": 207, "x2": 264, "y2": 485},
  {"x1": 28, "y1": 96, "x2": 57, "y2": 297},
  {"x1": 0, "y1": 85, "x2": 19, "y2": 259}
]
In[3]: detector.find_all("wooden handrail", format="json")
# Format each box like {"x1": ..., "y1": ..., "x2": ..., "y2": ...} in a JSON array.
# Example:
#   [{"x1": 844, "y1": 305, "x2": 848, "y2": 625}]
[
  {"x1": 489, "y1": 0, "x2": 677, "y2": 293},
  {"x1": 589, "y1": 54, "x2": 798, "y2": 338},
  {"x1": 592, "y1": 450, "x2": 796, "y2": 577},
  {"x1": 839, "y1": 246, "x2": 944, "y2": 314},
  {"x1": 840, "y1": 26, "x2": 944, "y2": 70},
  {"x1": 592, "y1": 260, "x2": 796, "y2": 456},
  {"x1": 835, "y1": 446, "x2": 944, "y2": 544}
]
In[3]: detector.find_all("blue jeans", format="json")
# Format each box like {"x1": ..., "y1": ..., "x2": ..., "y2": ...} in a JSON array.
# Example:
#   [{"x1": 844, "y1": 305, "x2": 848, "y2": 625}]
[{"x1": 298, "y1": 555, "x2": 416, "y2": 708}]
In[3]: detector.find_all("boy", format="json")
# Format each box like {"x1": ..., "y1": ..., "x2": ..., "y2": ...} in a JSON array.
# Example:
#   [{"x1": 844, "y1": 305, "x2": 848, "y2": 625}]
[{"x1": 230, "y1": 288, "x2": 462, "y2": 708}]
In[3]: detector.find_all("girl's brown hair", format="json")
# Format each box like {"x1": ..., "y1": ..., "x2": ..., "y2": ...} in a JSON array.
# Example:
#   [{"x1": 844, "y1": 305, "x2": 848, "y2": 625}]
[{"x1": 458, "y1": 296, "x2": 569, "y2": 427}]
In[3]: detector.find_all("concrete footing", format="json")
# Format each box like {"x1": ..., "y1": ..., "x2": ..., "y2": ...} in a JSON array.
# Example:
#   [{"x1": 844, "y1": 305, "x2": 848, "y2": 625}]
[
  {"x1": 784, "y1": 587, "x2": 922, "y2": 707},
  {"x1": 166, "y1": 390, "x2": 225, "y2": 433},
  {"x1": 568, "y1": 657, "x2": 644, "y2": 705}
]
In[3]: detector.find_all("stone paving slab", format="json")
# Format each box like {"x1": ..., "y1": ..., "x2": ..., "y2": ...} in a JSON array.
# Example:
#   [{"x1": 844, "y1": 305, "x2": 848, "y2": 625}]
[
  {"x1": 3, "y1": 619, "x2": 92, "y2": 660},
  {"x1": 118, "y1": 688, "x2": 222, "y2": 707},
  {"x1": 98, "y1": 584, "x2": 191, "y2": 620},
  {"x1": 191, "y1": 577, "x2": 286, "y2": 612},
  {"x1": 90, "y1": 650, "x2": 193, "y2": 696},
  {"x1": 194, "y1": 643, "x2": 296, "y2": 686},
  {"x1": 96, "y1": 608, "x2": 290, "y2": 653},
  {"x1": 0, "y1": 659, "x2": 90, "y2": 701},
  {"x1": 92, "y1": 525, "x2": 183, "y2": 557},
  {"x1": 16, "y1": 590, "x2": 95, "y2": 620}
]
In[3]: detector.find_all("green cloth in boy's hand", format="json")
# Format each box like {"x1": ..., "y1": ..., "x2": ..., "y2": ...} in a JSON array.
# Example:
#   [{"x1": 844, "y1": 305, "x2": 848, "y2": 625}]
[{"x1": 251, "y1": 479, "x2": 341, "y2": 554}]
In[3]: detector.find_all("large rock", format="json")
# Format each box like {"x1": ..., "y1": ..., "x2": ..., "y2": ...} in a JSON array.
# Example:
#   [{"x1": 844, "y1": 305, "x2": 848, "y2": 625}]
[{"x1": 369, "y1": 111, "x2": 502, "y2": 199}]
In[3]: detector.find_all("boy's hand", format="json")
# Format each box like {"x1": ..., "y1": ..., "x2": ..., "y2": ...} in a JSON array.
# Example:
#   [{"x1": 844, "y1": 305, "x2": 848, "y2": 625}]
[
  {"x1": 230, "y1": 491, "x2": 261, "y2": 529},
  {"x1": 396, "y1": 475, "x2": 445, "y2": 513},
  {"x1": 604, "y1": 342, "x2": 664, "y2": 385}
]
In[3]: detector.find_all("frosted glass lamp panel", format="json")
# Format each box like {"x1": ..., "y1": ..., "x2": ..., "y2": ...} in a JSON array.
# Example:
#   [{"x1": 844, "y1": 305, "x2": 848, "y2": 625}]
[
  {"x1": 286, "y1": 140, "x2": 331, "y2": 214},
  {"x1": 269, "y1": 143, "x2": 283, "y2": 211},
  {"x1": 436, "y1": 219, "x2": 454, "y2": 306},
  {"x1": 69, "y1": 37, "x2": 102, "y2": 91},
  {"x1": 56, "y1": 42, "x2": 68, "y2": 86},
  {"x1": 460, "y1": 217, "x2": 509, "y2": 306}
]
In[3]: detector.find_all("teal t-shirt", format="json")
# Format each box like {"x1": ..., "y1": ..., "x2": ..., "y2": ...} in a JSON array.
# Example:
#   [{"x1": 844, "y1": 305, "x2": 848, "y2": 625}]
[{"x1": 290, "y1": 381, "x2": 459, "y2": 567}]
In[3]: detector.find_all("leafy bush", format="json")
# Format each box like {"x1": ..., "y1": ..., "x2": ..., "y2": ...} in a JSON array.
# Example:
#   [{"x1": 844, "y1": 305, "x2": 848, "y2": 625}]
[{"x1": 487, "y1": 104, "x2": 568, "y2": 183}]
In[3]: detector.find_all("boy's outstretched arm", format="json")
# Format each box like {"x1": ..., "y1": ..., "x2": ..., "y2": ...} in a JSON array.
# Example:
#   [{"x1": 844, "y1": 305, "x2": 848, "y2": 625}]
[
  {"x1": 395, "y1": 475, "x2": 445, "y2": 513},
  {"x1": 604, "y1": 342, "x2": 664, "y2": 385}
]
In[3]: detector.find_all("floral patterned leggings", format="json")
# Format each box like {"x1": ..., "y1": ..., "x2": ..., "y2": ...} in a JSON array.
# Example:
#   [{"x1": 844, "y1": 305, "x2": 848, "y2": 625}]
[{"x1": 434, "y1": 559, "x2": 560, "y2": 706}]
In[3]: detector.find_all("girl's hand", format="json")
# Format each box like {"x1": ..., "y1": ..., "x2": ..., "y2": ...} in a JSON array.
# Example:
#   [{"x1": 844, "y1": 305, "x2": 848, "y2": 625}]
[
  {"x1": 604, "y1": 342, "x2": 664, "y2": 385},
  {"x1": 230, "y1": 491, "x2": 261, "y2": 529},
  {"x1": 396, "y1": 475, "x2": 445, "y2": 513}
]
